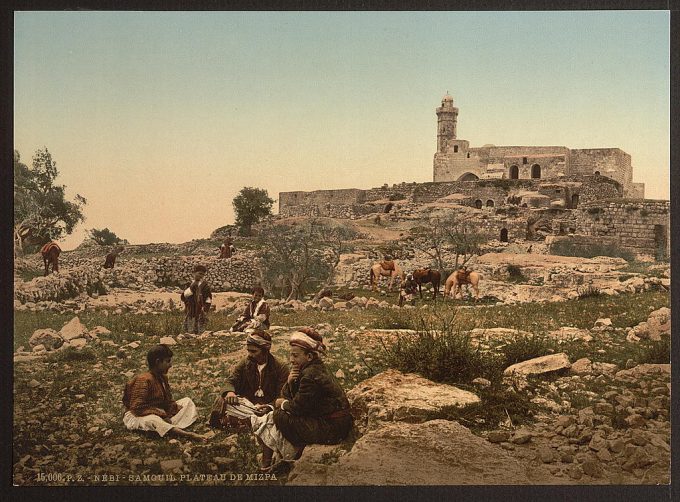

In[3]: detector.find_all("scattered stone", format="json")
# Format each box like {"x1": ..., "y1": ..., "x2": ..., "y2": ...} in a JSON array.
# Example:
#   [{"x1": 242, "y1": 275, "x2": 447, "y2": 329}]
[
  {"x1": 28, "y1": 328, "x2": 64, "y2": 351},
  {"x1": 59, "y1": 317, "x2": 89, "y2": 341},
  {"x1": 28, "y1": 379, "x2": 40, "y2": 389},
  {"x1": 503, "y1": 353, "x2": 571, "y2": 378},
  {"x1": 159, "y1": 459, "x2": 183, "y2": 471},
  {"x1": 487, "y1": 431, "x2": 511, "y2": 443},
  {"x1": 510, "y1": 429, "x2": 532, "y2": 444},
  {"x1": 159, "y1": 336, "x2": 176, "y2": 345}
]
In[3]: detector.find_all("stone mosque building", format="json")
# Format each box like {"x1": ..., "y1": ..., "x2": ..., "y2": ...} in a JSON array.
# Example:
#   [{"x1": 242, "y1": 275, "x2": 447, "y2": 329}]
[
  {"x1": 278, "y1": 95, "x2": 669, "y2": 260},
  {"x1": 432, "y1": 93, "x2": 645, "y2": 199}
]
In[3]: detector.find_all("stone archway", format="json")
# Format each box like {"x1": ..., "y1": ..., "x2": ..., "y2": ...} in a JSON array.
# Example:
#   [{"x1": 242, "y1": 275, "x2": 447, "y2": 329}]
[
  {"x1": 500, "y1": 228, "x2": 509, "y2": 242},
  {"x1": 486, "y1": 200, "x2": 495, "y2": 207},
  {"x1": 531, "y1": 164, "x2": 541, "y2": 179},
  {"x1": 509, "y1": 165, "x2": 519, "y2": 179},
  {"x1": 458, "y1": 172, "x2": 480, "y2": 181},
  {"x1": 474, "y1": 199, "x2": 483, "y2": 209},
  {"x1": 384, "y1": 203, "x2": 394, "y2": 213},
  {"x1": 571, "y1": 194, "x2": 579, "y2": 209}
]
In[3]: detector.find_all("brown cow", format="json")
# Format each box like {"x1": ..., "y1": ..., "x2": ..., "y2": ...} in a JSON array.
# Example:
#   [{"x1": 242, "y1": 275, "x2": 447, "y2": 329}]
[
  {"x1": 40, "y1": 241, "x2": 61, "y2": 276},
  {"x1": 411, "y1": 268, "x2": 441, "y2": 301},
  {"x1": 103, "y1": 246, "x2": 125, "y2": 268}
]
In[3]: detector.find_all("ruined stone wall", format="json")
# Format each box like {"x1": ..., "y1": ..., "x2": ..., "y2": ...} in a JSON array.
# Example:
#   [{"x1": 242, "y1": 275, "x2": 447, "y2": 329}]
[
  {"x1": 279, "y1": 189, "x2": 365, "y2": 211},
  {"x1": 279, "y1": 203, "x2": 379, "y2": 219},
  {"x1": 15, "y1": 253, "x2": 262, "y2": 304},
  {"x1": 574, "y1": 199, "x2": 670, "y2": 259},
  {"x1": 569, "y1": 149, "x2": 633, "y2": 194}
]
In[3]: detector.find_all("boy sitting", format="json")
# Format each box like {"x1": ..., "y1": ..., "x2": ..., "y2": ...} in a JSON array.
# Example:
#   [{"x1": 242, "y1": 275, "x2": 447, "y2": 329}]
[{"x1": 123, "y1": 344, "x2": 207, "y2": 441}]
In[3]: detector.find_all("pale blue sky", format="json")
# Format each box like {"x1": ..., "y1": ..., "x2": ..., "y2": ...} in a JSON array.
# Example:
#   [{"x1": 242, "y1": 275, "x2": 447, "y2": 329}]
[{"x1": 14, "y1": 11, "x2": 670, "y2": 249}]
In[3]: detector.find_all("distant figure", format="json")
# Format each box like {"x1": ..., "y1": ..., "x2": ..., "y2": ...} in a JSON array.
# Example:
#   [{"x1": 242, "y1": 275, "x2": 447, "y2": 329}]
[
  {"x1": 398, "y1": 273, "x2": 418, "y2": 307},
  {"x1": 122, "y1": 344, "x2": 207, "y2": 441},
  {"x1": 219, "y1": 236, "x2": 235, "y2": 259},
  {"x1": 103, "y1": 245, "x2": 124, "y2": 268},
  {"x1": 231, "y1": 287, "x2": 271, "y2": 332},
  {"x1": 40, "y1": 241, "x2": 61, "y2": 276},
  {"x1": 180, "y1": 264, "x2": 213, "y2": 334},
  {"x1": 527, "y1": 244, "x2": 533, "y2": 254}
]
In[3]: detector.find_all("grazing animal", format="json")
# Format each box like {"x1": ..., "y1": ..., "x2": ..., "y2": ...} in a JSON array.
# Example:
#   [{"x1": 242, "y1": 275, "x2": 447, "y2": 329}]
[
  {"x1": 40, "y1": 241, "x2": 61, "y2": 276},
  {"x1": 370, "y1": 261, "x2": 405, "y2": 292},
  {"x1": 411, "y1": 268, "x2": 441, "y2": 301},
  {"x1": 444, "y1": 269, "x2": 482, "y2": 300},
  {"x1": 103, "y1": 246, "x2": 124, "y2": 269}
]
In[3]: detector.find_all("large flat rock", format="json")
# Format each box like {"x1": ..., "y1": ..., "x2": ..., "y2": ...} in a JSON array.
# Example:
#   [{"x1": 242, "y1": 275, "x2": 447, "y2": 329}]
[
  {"x1": 504, "y1": 353, "x2": 571, "y2": 378},
  {"x1": 347, "y1": 369, "x2": 480, "y2": 433},
  {"x1": 288, "y1": 420, "x2": 539, "y2": 485}
]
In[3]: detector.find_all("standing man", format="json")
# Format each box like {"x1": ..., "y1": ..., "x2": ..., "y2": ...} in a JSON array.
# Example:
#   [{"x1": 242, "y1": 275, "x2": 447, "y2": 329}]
[{"x1": 180, "y1": 264, "x2": 212, "y2": 335}]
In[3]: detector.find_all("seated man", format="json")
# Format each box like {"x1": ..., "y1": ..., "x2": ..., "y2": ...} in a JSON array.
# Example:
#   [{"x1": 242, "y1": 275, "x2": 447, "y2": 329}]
[
  {"x1": 230, "y1": 286, "x2": 270, "y2": 332},
  {"x1": 249, "y1": 327, "x2": 353, "y2": 471},
  {"x1": 209, "y1": 330, "x2": 289, "y2": 428},
  {"x1": 398, "y1": 273, "x2": 418, "y2": 307},
  {"x1": 123, "y1": 344, "x2": 206, "y2": 441}
]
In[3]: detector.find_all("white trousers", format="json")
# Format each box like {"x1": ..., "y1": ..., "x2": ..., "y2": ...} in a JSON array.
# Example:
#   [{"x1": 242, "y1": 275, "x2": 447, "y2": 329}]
[{"x1": 123, "y1": 396, "x2": 198, "y2": 437}]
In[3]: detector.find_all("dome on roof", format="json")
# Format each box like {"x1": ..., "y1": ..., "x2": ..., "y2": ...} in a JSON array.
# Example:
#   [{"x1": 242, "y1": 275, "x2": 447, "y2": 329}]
[{"x1": 442, "y1": 93, "x2": 453, "y2": 102}]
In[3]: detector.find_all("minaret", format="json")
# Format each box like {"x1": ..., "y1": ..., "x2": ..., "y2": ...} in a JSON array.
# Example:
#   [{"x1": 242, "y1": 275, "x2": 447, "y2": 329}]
[{"x1": 436, "y1": 93, "x2": 458, "y2": 152}]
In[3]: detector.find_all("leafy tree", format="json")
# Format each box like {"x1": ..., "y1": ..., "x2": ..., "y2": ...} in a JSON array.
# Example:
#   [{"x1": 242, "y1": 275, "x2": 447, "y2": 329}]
[
  {"x1": 87, "y1": 228, "x2": 126, "y2": 246},
  {"x1": 14, "y1": 148, "x2": 87, "y2": 254},
  {"x1": 258, "y1": 219, "x2": 357, "y2": 301},
  {"x1": 411, "y1": 213, "x2": 490, "y2": 273},
  {"x1": 232, "y1": 187, "x2": 274, "y2": 236}
]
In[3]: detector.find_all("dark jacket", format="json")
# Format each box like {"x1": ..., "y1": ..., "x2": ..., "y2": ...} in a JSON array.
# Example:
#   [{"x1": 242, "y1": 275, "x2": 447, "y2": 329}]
[
  {"x1": 180, "y1": 280, "x2": 212, "y2": 319},
  {"x1": 274, "y1": 358, "x2": 353, "y2": 445},
  {"x1": 221, "y1": 353, "x2": 289, "y2": 406}
]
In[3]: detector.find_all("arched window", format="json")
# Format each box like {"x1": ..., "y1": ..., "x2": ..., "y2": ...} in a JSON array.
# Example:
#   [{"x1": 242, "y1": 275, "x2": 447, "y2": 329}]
[
  {"x1": 486, "y1": 199, "x2": 495, "y2": 207},
  {"x1": 474, "y1": 199, "x2": 483, "y2": 209},
  {"x1": 454, "y1": 145, "x2": 459, "y2": 153},
  {"x1": 571, "y1": 194, "x2": 579, "y2": 208},
  {"x1": 509, "y1": 165, "x2": 519, "y2": 179},
  {"x1": 467, "y1": 153, "x2": 470, "y2": 158},
  {"x1": 500, "y1": 228, "x2": 509, "y2": 242},
  {"x1": 531, "y1": 164, "x2": 541, "y2": 179},
  {"x1": 594, "y1": 171, "x2": 600, "y2": 176}
]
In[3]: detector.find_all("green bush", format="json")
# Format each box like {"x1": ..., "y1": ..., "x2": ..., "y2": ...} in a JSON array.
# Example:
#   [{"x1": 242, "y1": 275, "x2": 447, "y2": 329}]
[
  {"x1": 498, "y1": 334, "x2": 559, "y2": 367},
  {"x1": 577, "y1": 285, "x2": 603, "y2": 299},
  {"x1": 381, "y1": 314, "x2": 501, "y2": 384},
  {"x1": 506, "y1": 264, "x2": 527, "y2": 283}
]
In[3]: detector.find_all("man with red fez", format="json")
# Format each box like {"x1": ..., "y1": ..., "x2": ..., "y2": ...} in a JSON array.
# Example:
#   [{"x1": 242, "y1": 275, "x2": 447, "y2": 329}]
[
  {"x1": 209, "y1": 329, "x2": 289, "y2": 428},
  {"x1": 250, "y1": 327, "x2": 353, "y2": 471}
]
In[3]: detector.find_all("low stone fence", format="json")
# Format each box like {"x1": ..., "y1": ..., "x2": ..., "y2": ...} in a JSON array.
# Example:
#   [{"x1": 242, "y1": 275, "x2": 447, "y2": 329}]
[{"x1": 14, "y1": 252, "x2": 262, "y2": 304}]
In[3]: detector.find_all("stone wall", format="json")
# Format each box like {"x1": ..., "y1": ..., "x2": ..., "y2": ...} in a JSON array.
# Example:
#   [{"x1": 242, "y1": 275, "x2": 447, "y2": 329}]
[
  {"x1": 278, "y1": 176, "x2": 623, "y2": 219},
  {"x1": 569, "y1": 149, "x2": 632, "y2": 194},
  {"x1": 574, "y1": 199, "x2": 670, "y2": 259},
  {"x1": 14, "y1": 253, "x2": 262, "y2": 304}
]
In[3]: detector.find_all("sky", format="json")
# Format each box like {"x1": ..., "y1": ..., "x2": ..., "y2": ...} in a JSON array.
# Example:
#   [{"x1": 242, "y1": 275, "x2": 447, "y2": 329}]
[{"x1": 14, "y1": 11, "x2": 670, "y2": 250}]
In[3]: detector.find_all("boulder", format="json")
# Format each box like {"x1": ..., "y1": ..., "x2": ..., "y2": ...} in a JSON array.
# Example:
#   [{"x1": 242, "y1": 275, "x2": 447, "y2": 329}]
[
  {"x1": 615, "y1": 364, "x2": 670, "y2": 383},
  {"x1": 69, "y1": 338, "x2": 88, "y2": 349},
  {"x1": 347, "y1": 369, "x2": 480, "y2": 433},
  {"x1": 159, "y1": 336, "x2": 177, "y2": 345},
  {"x1": 503, "y1": 353, "x2": 571, "y2": 378},
  {"x1": 318, "y1": 297, "x2": 334, "y2": 309},
  {"x1": 570, "y1": 358, "x2": 593, "y2": 376},
  {"x1": 59, "y1": 317, "x2": 89, "y2": 341},
  {"x1": 646, "y1": 307, "x2": 671, "y2": 341},
  {"x1": 287, "y1": 420, "x2": 535, "y2": 485},
  {"x1": 28, "y1": 328, "x2": 64, "y2": 351}
]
